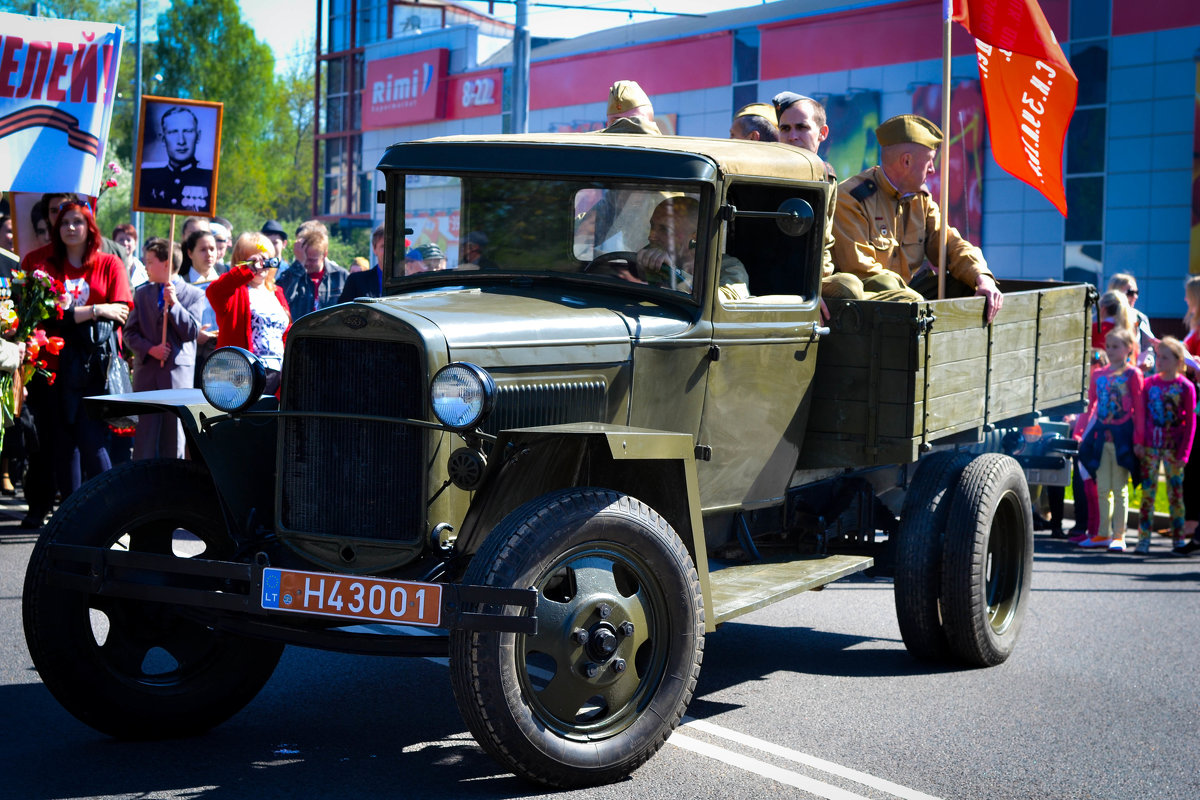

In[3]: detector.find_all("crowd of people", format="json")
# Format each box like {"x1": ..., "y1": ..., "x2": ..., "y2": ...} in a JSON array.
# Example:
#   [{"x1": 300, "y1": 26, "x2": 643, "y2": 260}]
[
  {"x1": 0, "y1": 79, "x2": 1192, "y2": 550},
  {"x1": 1038, "y1": 274, "x2": 1200, "y2": 556},
  {"x1": 0, "y1": 192, "x2": 388, "y2": 529}
]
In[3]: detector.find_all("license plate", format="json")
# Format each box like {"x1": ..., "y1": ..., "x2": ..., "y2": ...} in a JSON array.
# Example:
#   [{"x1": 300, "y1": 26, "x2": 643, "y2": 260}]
[{"x1": 261, "y1": 567, "x2": 442, "y2": 627}]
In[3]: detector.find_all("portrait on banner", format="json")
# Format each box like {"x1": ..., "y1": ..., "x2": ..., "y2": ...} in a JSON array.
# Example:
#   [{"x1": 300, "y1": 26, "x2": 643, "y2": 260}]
[{"x1": 133, "y1": 96, "x2": 223, "y2": 216}]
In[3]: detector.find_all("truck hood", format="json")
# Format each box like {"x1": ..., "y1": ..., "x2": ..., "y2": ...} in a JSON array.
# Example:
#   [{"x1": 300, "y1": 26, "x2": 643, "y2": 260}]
[{"x1": 372, "y1": 285, "x2": 694, "y2": 368}]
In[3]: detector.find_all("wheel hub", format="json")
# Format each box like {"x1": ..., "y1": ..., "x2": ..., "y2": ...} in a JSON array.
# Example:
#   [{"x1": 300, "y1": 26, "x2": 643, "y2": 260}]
[{"x1": 586, "y1": 623, "x2": 619, "y2": 662}]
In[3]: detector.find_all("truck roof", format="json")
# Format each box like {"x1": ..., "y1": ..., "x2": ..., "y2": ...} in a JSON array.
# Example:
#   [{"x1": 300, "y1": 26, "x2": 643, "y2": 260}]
[{"x1": 378, "y1": 133, "x2": 828, "y2": 184}]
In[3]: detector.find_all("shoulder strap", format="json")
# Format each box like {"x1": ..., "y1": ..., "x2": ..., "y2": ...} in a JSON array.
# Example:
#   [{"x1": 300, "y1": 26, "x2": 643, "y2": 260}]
[{"x1": 849, "y1": 179, "x2": 877, "y2": 202}]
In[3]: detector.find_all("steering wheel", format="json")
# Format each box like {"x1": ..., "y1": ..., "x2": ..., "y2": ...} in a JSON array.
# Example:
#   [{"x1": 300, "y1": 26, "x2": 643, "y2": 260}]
[{"x1": 583, "y1": 250, "x2": 641, "y2": 275}]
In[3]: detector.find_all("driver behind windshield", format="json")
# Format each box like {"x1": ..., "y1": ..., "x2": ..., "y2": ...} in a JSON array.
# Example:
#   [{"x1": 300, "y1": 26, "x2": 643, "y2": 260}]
[{"x1": 614, "y1": 196, "x2": 749, "y2": 300}]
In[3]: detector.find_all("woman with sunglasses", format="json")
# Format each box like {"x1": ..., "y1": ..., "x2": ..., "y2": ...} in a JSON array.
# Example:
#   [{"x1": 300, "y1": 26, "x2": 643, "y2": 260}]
[{"x1": 19, "y1": 199, "x2": 132, "y2": 528}]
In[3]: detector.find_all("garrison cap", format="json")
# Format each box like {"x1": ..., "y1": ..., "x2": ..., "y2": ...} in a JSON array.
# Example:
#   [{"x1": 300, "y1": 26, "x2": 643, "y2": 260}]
[
  {"x1": 734, "y1": 102, "x2": 777, "y2": 125},
  {"x1": 771, "y1": 91, "x2": 813, "y2": 117},
  {"x1": 607, "y1": 80, "x2": 651, "y2": 116},
  {"x1": 875, "y1": 114, "x2": 943, "y2": 149}
]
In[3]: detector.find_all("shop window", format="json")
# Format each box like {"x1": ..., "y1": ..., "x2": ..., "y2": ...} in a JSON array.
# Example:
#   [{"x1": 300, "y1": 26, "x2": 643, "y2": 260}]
[
  {"x1": 1066, "y1": 107, "x2": 1105, "y2": 175},
  {"x1": 733, "y1": 27, "x2": 759, "y2": 84},
  {"x1": 1065, "y1": 177, "x2": 1104, "y2": 242},
  {"x1": 1070, "y1": 0, "x2": 1109, "y2": 40},
  {"x1": 1070, "y1": 42, "x2": 1107, "y2": 107}
]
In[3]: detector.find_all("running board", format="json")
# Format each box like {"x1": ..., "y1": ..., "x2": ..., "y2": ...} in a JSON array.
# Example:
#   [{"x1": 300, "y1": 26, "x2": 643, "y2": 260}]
[{"x1": 708, "y1": 554, "x2": 874, "y2": 626}]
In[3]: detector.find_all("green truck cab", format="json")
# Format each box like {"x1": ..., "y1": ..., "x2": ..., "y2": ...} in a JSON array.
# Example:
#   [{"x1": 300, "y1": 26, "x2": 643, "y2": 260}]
[{"x1": 23, "y1": 133, "x2": 1091, "y2": 788}]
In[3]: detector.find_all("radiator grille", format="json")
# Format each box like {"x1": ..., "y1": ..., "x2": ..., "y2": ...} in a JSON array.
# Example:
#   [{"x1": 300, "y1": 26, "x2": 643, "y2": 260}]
[
  {"x1": 281, "y1": 337, "x2": 425, "y2": 541},
  {"x1": 484, "y1": 380, "x2": 607, "y2": 434}
]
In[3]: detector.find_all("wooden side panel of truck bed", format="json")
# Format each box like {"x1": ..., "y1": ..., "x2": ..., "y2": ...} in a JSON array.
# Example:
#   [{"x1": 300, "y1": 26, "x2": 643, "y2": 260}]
[{"x1": 799, "y1": 280, "x2": 1092, "y2": 468}]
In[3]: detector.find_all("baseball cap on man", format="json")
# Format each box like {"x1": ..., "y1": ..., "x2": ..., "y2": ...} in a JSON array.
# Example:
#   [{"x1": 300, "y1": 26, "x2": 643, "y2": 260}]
[
  {"x1": 261, "y1": 220, "x2": 287, "y2": 240},
  {"x1": 415, "y1": 242, "x2": 444, "y2": 261},
  {"x1": 607, "y1": 80, "x2": 651, "y2": 117},
  {"x1": 875, "y1": 114, "x2": 944, "y2": 149}
]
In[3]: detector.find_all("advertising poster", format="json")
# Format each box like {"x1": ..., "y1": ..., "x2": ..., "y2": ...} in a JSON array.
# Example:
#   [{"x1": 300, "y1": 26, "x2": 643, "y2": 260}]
[
  {"x1": 407, "y1": 209, "x2": 461, "y2": 269},
  {"x1": 912, "y1": 80, "x2": 985, "y2": 246},
  {"x1": 816, "y1": 90, "x2": 880, "y2": 185},
  {"x1": 0, "y1": 13, "x2": 123, "y2": 196}
]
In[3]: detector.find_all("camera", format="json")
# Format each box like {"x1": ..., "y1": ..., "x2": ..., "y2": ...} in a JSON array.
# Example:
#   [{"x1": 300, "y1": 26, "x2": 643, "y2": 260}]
[{"x1": 261, "y1": 257, "x2": 282, "y2": 270}]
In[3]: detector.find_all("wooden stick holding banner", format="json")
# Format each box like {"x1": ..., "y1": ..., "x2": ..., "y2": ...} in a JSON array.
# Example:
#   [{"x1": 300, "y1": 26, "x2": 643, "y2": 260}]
[{"x1": 160, "y1": 214, "x2": 175, "y2": 366}]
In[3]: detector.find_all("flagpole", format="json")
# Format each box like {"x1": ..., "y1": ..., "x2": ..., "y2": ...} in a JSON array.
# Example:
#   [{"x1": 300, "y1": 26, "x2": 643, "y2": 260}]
[{"x1": 938, "y1": 0, "x2": 952, "y2": 301}]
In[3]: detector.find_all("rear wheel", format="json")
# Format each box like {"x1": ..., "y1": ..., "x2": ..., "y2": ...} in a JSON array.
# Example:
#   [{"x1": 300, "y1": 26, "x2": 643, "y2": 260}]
[
  {"x1": 940, "y1": 454, "x2": 1033, "y2": 666},
  {"x1": 450, "y1": 488, "x2": 704, "y2": 788},
  {"x1": 894, "y1": 451, "x2": 973, "y2": 661},
  {"x1": 23, "y1": 459, "x2": 284, "y2": 739}
]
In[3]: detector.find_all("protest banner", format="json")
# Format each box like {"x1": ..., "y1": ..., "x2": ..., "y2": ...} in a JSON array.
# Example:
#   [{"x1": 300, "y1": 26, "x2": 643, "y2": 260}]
[{"x1": 0, "y1": 13, "x2": 123, "y2": 196}]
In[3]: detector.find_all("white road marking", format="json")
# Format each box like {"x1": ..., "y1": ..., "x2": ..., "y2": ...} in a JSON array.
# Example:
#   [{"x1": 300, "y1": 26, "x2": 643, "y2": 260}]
[
  {"x1": 681, "y1": 717, "x2": 943, "y2": 800},
  {"x1": 345, "y1": 624, "x2": 939, "y2": 799},
  {"x1": 669, "y1": 732, "x2": 873, "y2": 800}
]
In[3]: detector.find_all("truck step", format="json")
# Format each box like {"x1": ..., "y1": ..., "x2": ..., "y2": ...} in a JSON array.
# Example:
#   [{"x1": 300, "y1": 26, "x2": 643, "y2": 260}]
[{"x1": 708, "y1": 554, "x2": 874, "y2": 626}]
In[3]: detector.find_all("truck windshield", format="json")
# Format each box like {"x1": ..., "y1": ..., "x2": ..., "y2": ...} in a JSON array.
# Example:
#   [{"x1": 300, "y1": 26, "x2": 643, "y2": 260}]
[{"x1": 396, "y1": 173, "x2": 705, "y2": 298}]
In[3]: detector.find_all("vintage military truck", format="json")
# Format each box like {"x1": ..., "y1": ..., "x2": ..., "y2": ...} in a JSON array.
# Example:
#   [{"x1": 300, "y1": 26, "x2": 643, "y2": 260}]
[{"x1": 23, "y1": 133, "x2": 1090, "y2": 788}]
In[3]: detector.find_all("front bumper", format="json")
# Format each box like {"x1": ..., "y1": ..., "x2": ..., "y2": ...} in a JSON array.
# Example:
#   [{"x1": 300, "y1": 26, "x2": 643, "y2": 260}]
[{"x1": 46, "y1": 544, "x2": 537, "y2": 655}]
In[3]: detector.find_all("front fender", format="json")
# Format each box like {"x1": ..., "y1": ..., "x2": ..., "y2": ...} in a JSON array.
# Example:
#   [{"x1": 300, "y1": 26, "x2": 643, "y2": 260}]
[
  {"x1": 454, "y1": 423, "x2": 711, "y2": 625},
  {"x1": 86, "y1": 389, "x2": 278, "y2": 537}
]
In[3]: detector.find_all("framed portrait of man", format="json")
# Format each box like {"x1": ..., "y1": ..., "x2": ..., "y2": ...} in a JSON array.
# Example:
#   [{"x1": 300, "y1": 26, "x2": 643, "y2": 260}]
[{"x1": 133, "y1": 96, "x2": 223, "y2": 216}]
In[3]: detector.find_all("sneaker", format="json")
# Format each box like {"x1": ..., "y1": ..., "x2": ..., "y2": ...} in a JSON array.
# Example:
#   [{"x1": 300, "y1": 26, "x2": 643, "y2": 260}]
[
  {"x1": 1078, "y1": 536, "x2": 1111, "y2": 548},
  {"x1": 1108, "y1": 538, "x2": 1127, "y2": 553},
  {"x1": 1134, "y1": 539, "x2": 1150, "y2": 554},
  {"x1": 1067, "y1": 531, "x2": 1090, "y2": 544},
  {"x1": 1172, "y1": 539, "x2": 1200, "y2": 556},
  {"x1": 1049, "y1": 527, "x2": 1067, "y2": 539}
]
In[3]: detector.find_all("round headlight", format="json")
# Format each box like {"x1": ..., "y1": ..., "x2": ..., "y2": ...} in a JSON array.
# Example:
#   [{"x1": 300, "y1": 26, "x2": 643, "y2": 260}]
[
  {"x1": 201, "y1": 347, "x2": 267, "y2": 413},
  {"x1": 430, "y1": 363, "x2": 495, "y2": 430}
]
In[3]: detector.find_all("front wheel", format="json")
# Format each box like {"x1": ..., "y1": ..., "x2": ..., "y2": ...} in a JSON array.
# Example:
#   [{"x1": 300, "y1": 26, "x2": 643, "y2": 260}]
[
  {"x1": 449, "y1": 488, "x2": 704, "y2": 788},
  {"x1": 22, "y1": 459, "x2": 284, "y2": 739}
]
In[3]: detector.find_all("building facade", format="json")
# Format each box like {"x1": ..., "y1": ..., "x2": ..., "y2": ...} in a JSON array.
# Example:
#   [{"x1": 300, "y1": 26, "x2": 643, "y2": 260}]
[{"x1": 315, "y1": 0, "x2": 1200, "y2": 323}]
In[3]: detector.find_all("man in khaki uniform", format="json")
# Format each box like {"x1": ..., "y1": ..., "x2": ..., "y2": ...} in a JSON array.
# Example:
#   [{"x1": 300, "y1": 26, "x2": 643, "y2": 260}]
[
  {"x1": 832, "y1": 113, "x2": 1003, "y2": 322},
  {"x1": 602, "y1": 80, "x2": 660, "y2": 135},
  {"x1": 772, "y1": 91, "x2": 838, "y2": 290},
  {"x1": 594, "y1": 80, "x2": 664, "y2": 249},
  {"x1": 729, "y1": 102, "x2": 778, "y2": 142}
]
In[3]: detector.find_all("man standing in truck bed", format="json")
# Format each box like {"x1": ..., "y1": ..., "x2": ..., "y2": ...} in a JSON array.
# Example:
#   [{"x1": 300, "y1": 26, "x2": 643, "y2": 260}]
[{"x1": 832, "y1": 114, "x2": 1003, "y2": 322}]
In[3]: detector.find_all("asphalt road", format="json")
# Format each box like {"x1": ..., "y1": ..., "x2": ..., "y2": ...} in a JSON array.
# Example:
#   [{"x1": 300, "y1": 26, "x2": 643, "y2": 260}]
[{"x1": 2, "y1": 493, "x2": 1198, "y2": 800}]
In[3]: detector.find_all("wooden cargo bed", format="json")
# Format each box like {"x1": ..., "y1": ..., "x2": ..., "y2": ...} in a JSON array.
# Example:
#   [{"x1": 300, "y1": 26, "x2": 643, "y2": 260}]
[{"x1": 799, "y1": 280, "x2": 1093, "y2": 468}]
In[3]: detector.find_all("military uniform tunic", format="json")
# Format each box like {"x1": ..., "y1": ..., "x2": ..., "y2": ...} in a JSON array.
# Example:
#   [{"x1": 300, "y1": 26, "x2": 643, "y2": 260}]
[
  {"x1": 832, "y1": 165, "x2": 990, "y2": 290},
  {"x1": 139, "y1": 160, "x2": 214, "y2": 213}
]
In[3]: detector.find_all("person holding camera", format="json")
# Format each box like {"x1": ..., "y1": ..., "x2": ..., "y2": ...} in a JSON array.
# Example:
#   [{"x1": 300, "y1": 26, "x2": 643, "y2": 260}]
[{"x1": 206, "y1": 232, "x2": 291, "y2": 394}]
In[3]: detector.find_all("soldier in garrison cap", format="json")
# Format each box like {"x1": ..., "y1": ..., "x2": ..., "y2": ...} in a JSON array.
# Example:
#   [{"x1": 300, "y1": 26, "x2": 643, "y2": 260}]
[
  {"x1": 772, "y1": 91, "x2": 839, "y2": 291},
  {"x1": 729, "y1": 103, "x2": 778, "y2": 142},
  {"x1": 831, "y1": 114, "x2": 1003, "y2": 321},
  {"x1": 602, "y1": 80, "x2": 660, "y2": 135}
]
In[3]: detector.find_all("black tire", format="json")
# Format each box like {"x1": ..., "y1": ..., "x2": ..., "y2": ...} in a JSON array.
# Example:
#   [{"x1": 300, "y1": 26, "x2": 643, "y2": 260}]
[
  {"x1": 449, "y1": 488, "x2": 704, "y2": 788},
  {"x1": 23, "y1": 459, "x2": 284, "y2": 739},
  {"x1": 894, "y1": 451, "x2": 973, "y2": 662},
  {"x1": 940, "y1": 454, "x2": 1033, "y2": 667}
]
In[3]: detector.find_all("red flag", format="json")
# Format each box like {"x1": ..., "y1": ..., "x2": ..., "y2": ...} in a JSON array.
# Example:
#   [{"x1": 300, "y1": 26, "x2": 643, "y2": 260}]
[{"x1": 952, "y1": 0, "x2": 1077, "y2": 216}]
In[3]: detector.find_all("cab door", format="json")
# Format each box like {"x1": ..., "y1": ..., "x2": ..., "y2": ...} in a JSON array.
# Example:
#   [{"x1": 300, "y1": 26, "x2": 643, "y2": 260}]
[{"x1": 695, "y1": 181, "x2": 828, "y2": 509}]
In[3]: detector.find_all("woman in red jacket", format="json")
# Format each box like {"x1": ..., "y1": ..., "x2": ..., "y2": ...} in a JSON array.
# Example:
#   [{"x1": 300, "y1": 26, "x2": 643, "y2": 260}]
[
  {"x1": 20, "y1": 199, "x2": 132, "y2": 525},
  {"x1": 205, "y1": 232, "x2": 291, "y2": 393}
]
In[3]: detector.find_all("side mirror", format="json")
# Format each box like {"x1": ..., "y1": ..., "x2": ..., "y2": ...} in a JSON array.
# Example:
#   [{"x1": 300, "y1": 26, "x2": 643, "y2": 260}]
[
  {"x1": 722, "y1": 198, "x2": 815, "y2": 238},
  {"x1": 775, "y1": 198, "x2": 814, "y2": 237}
]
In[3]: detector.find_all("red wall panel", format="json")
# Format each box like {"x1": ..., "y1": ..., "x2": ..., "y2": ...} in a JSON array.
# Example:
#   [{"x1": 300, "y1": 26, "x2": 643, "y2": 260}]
[
  {"x1": 1112, "y1": 0, "x2": 1200, "y2": 36},
  {"x1": 530, "y1": 33, "x2": 731, "y2": 111},
  {"x1": 761, "y1": 0, "x2": 1069, "y2": 80}
]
